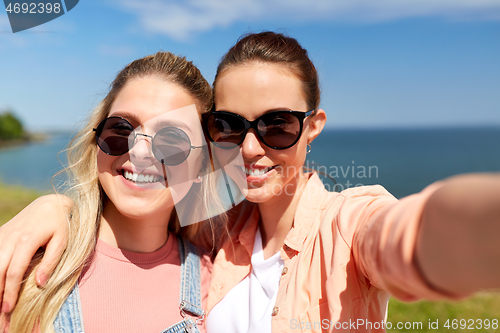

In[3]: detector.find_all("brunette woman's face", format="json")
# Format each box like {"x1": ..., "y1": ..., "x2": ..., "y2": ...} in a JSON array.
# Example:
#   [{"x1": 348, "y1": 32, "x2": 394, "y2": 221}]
[
  {"x1": 214, "y1": 62, "x2": 325, "y2": 203},
  {"x1": 97, "y1": 76, "x2": 205, "y2": 220}
]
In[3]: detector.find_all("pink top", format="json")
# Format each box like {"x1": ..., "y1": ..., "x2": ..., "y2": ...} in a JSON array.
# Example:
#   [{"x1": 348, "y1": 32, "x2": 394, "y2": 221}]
[
  {"x1": 79, "y1": 235, "x2": 211, "y2": 333},
  {"x1": 207, "y1": 173, "x2": 466, "y2": 332}
]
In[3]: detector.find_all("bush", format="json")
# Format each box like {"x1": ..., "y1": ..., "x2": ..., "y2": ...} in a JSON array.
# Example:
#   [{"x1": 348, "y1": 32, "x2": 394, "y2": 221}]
[{"x1": 0, "y1": 111, "x2": 25, "y2": 140}]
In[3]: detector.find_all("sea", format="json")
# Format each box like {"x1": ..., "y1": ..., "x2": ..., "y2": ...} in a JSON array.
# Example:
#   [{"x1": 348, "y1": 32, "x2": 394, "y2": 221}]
[
  {"x1": 0, "y1": 132, "x2": 74, "y2": 192},
  {"x1": 0, "y1": 127, "x2": 499, "y2": 199}
]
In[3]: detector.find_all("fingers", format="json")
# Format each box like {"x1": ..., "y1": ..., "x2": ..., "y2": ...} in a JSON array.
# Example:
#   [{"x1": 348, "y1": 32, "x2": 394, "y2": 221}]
[
  {"x1": 0, "y1": 232, "x2": 67, "y2": 315},
  {"x1": 2, "y1": 231, "x2": 45, "y2": 314},
  {"x1": 0, "y1": 233, "x2": 16, "y2": 314},
  {"x1": 0, "y1": 311, "x2": 10, "y2": 332},
  {"x1": 0, "y1": 194, "x2": 72, "y2": 314},
  {"x1": 35, "y1": 234, "x2": 66, "y2": 287}
]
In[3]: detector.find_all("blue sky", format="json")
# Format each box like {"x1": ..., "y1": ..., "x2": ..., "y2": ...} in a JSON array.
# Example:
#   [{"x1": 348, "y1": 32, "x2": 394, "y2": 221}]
[{"x1": 1, "y1": 0, "x2": 499, "y2": 131}]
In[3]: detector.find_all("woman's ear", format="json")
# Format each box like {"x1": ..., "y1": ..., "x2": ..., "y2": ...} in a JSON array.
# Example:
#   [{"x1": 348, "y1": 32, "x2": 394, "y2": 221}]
[{"x1": 306, "y1": 109, "x2": 327, "y2": 144}]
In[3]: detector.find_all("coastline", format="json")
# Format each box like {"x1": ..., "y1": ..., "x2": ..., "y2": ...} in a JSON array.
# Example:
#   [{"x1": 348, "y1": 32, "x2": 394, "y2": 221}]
[{"x1": 0, "y1": 132, "x2": 49, "y2": 151}]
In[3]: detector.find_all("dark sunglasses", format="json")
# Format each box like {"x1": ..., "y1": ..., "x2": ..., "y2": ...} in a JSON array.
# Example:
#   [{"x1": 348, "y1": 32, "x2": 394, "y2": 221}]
[
  {"x1": 203, "y1": 109, "x2": 316, "y2": 150},
  {"x1": 93, "y1": 116, "x2": 203, "y2": 166}
]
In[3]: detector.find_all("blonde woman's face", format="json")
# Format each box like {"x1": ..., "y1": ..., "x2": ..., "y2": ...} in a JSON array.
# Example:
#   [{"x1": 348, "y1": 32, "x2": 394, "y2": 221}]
[
  {"x1": 214, "y1": 62, "x2": 324, "y2": 204},
  {"x1": 97, "y1": 76, "x2": 205, "y2": 220}
]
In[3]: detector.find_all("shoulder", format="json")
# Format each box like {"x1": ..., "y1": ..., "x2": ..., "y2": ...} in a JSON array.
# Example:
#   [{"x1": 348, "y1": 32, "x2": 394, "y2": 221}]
[
  {"x1": 336, "y1": 184, "x2": 398, "y2": 211},
  {"x1": 183, "y1": 236, "x2": 213, "y2": 273},
  {"x1": 180, "y1": 237, "x2": 212, "y2": 291},
  {"x1": 303, "y1": 173, "x2": 396, "y2": 210},
  {"x1": 316, "y1": 185, "x2": 398, "y2": 246},
  {"x1": 299, "y1": 174, "x2": 397, "y2": 231},
  {"x1": 319, "y1": 184, "x2": 397, "y2": 220},
  {"x1": 338, "y1": 184, "x2": 394, "y2": 199}
]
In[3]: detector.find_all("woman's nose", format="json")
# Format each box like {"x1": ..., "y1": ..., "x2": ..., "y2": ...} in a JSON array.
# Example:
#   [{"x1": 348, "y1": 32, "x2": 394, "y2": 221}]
[
  {"x1": 241, "y1": 129, "x2": 266, "y2": 158},
  {"x1": 129, "y1": 134, "x2": 154, "y2": 164}
]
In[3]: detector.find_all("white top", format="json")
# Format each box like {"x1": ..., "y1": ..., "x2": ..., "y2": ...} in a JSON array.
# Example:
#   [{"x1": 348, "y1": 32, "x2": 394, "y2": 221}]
[{"x1": 206, "y1": 228, "x2": 285, "y2": 333}]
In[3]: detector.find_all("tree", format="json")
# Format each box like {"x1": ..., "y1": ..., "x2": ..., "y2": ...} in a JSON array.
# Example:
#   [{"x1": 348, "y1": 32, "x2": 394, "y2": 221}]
[{"x1": 0, "y1": 111, "x2": 25, "y2": 140}]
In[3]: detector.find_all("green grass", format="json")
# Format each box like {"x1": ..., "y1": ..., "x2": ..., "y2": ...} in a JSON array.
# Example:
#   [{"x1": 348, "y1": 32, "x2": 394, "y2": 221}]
[
  {"x1": 1, "y1": 182, "x2": 500, "y2": 332},
  {"x1": 0, "y1": 182, "x2": 45, "y2": 226},
  {"x1": 387, "y1": 293, "x2": 500, "y2": 332}
]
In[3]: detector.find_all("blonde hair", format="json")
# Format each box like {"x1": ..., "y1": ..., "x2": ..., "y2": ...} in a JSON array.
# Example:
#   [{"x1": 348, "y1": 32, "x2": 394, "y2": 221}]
[{"x1": 9, "y1": 52, "x2": 221, "y2": 332}]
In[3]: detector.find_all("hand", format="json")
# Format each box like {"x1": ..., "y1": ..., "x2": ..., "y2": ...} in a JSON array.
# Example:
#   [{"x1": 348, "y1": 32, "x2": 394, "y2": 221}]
[
  {"x1": 0, "y1": 194, "x2": 71, "y2": 314},
  {"x1": 416, "y1": 173, "x2": 500, "y2": 294}
]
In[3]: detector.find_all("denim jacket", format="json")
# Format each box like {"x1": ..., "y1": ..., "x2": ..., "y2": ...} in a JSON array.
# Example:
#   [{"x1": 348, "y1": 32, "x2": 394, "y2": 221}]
[{"x1": 53, "y1": 236, "x2": 205, "y2": 333}]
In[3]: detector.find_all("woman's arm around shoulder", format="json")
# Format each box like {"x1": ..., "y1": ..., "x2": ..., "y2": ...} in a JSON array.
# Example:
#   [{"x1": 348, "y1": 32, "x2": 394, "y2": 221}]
[{"x1": 0, "y1": 194, "x2": 72, "y2": 316}]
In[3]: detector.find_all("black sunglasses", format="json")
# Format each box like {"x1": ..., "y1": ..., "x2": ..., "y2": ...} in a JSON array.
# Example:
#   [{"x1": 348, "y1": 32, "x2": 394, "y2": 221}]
[
  {"x1": 93, "y1": 116, "x2": 203, "y2": 166},
  {"x1": 203, "y1": 109, "x2": 315, "y2": 150}
]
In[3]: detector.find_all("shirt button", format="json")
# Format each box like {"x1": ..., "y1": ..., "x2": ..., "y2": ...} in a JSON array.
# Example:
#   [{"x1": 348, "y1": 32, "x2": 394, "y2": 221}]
[
  {"x1": 272, "y1": 306, "x2": 279, "y2": 316},
  {"x1": 281, "y1": 267, "x2": 288, "y2": 275}
]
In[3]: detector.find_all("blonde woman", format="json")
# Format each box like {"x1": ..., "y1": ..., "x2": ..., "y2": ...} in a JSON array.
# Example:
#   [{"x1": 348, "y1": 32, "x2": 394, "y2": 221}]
[
  {"x1": 2, "y1": 32, "x2": 500, "y2": 333},
  {"x1": 1, "y1": 52, "x2": 224, "y2": 332}
]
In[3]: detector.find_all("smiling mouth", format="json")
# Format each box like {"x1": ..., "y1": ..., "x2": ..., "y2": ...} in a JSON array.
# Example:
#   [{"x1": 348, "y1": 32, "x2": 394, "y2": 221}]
[
  {"x1": 240, "y1": 165, "x2": 277, "y2": 177},
  {"x1": 121, "y1": 170, "x2": 164, "y2": 184}
]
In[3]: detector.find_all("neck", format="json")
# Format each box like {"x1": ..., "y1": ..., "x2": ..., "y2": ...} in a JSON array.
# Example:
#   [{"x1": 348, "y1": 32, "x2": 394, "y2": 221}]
[
  {"x1": 99, "y1": 199, "x2": 174, "y2": 253},
  {"x1": 258, "y1": 171, "x2": 309, "y2": 259}
]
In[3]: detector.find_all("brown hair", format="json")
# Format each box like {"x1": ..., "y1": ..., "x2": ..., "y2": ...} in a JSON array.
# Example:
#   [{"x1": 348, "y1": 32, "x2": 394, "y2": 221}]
[{"x1": 214, "y1": 31, "x2": 320, "y2": 110}]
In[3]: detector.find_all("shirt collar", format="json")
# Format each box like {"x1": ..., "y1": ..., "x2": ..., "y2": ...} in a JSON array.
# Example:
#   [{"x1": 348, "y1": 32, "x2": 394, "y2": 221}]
[
  {"x1": 283, "y1": 173, "x2": 329, "y2": 253},
  {"x1": 229, "y1": 200, "x2": 260, "y2": 256},
  {"x1": 231, "y1": 172, "x2": 328, "y2": 255}
]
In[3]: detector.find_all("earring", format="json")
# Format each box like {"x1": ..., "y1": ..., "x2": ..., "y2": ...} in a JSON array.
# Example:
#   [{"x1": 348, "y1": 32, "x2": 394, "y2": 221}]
[
  {"x1": 197, "y1": 175, "x2": 202, "y2": 181},
  {"x1": 306, "y1": 143, "x2": 312, "y2": 154}
]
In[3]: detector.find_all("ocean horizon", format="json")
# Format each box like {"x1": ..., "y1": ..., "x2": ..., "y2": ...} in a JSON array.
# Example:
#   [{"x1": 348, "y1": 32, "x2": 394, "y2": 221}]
[
  {"x1": 0, "y1": 126, "x2": 499, "y2": 199},
  {"x1": 307, "y1": 126, "x2": 500, "y2": 198}
]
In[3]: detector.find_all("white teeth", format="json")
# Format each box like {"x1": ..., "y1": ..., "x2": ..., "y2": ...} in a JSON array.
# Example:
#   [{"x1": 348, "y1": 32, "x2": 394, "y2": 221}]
[
  {"x1": 123, "y1": 171, "x2": 162, "y2": 183},
  {"x1": 243, "y1": 166, "x2": 274, "y2": 176}
]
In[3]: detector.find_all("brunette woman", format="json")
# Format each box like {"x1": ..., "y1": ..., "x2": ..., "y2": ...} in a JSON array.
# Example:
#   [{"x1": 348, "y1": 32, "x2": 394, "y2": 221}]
[{"x1": 1, "y1": 33, "x2": 500, "y2": 333}]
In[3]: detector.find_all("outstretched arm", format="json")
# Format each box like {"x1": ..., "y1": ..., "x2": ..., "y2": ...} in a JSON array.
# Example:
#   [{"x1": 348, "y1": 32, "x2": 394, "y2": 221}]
[
  {"x1": 0, "y1": 194, "x2": 72, "y2": 314},
  {"x1": 353, "y1": 172, "x2": 500, "y2": 301},
  {"x1": 416, "y1": 173, "x2": 500, "y2": 295}
]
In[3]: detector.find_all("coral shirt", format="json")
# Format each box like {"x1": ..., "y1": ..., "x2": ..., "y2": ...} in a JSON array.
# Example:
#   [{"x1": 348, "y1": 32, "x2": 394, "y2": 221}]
[
  {"x1": 79, "y1": 235, "x2": 211, "y2": 333},
  {"x1": 207, "y1": 173, "x2": 465, "y2": 333}
]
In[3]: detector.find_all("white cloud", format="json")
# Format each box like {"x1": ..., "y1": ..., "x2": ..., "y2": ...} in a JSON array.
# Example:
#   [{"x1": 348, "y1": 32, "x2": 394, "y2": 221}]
[
  {"x1": 296, "y1": 0, "x2": 500, "y2": 22},
  {"x1": 115, "y1": 0, "x2": 263, "y2": 40},
  {"x1": 112, "y1": 0, "x2": 500, "y2": 40}
]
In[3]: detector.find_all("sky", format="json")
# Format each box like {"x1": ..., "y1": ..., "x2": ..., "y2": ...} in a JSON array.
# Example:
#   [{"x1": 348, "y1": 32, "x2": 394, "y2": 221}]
[{"x1": 0, "y1": 0, "x2": 499, "y2": 131}]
